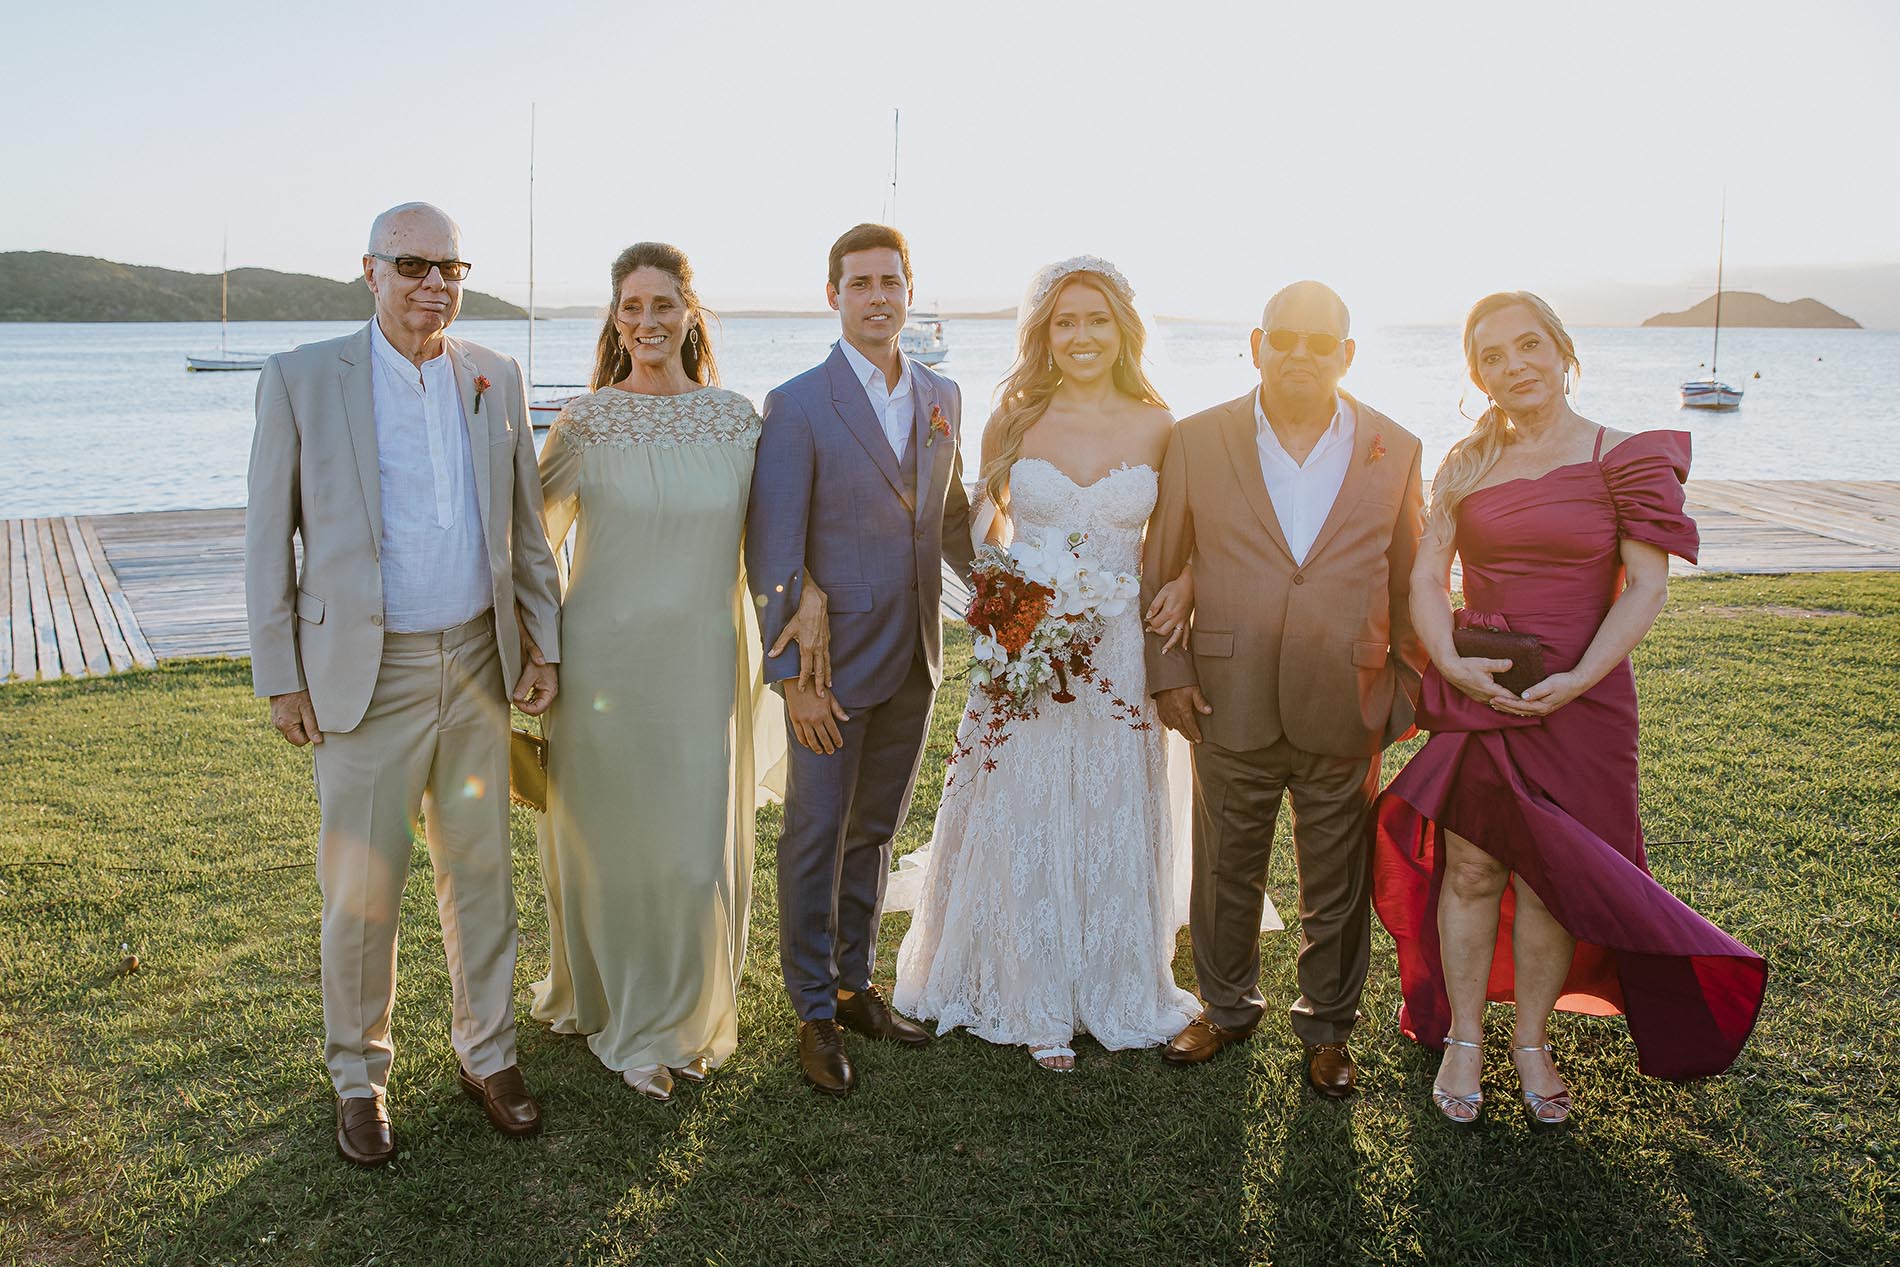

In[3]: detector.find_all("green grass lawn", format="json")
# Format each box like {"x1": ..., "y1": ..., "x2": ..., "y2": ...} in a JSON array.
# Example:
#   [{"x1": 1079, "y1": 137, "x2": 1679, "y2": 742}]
[{"x1": 2, "y1": 574, "x2": 1896, "y2": 1266}]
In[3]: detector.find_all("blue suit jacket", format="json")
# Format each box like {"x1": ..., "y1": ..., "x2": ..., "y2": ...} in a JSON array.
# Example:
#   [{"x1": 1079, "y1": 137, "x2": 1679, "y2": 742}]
[{"x1": 746, "y1": 343, "x2": 975, "y2": 709}]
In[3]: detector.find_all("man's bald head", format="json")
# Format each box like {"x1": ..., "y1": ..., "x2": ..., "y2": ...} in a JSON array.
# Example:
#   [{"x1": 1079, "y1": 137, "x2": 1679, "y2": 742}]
[
  {"x1": 362, "y1": 203, "x2": 465, "y2": 358},
  {"x1": 367, "y1": 202, "x2": 460, "y2": 256},
  {"x1": 1261, "y1": 280, "x2": 1350, "y2": 339},
  {"x1": 1252, "y1": 280, "x2": 1355, "y2": 420}
]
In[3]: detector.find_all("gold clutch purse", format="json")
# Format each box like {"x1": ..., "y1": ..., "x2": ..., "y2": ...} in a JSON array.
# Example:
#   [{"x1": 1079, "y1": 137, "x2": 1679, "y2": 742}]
[{"x1": 509, "y1": 726, "x2": 548, "y2": 813}]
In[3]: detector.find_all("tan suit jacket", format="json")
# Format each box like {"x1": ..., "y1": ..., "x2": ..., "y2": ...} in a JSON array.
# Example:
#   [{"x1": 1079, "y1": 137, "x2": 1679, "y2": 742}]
[
  {"x1": 245, "y1": 323, "x2": 562, "y2": 733},
  {"x1": 1142, "y1": 390, "x2": 1425, "y2": 758}
]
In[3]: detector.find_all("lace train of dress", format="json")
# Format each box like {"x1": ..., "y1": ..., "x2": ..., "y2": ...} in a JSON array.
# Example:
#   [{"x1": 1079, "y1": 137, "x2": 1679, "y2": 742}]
[{"x1": 892, "y1": 458, "x2": 1265, "y2": 1051}]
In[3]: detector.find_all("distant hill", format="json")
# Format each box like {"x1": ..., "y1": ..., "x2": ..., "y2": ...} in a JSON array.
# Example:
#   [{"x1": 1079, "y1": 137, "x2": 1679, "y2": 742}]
[
  {"x1": 0, "y1": 251, "x2": 526, "y2": 322},
  {"x1": 1643, "y1": 291, "x2": 1860, "y2": 329}
]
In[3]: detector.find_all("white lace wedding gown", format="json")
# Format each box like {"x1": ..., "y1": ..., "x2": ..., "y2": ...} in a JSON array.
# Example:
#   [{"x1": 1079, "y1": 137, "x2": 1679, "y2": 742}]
[{"x1": 891, "y1": 457, "x2": 1206, "y2": 1051}]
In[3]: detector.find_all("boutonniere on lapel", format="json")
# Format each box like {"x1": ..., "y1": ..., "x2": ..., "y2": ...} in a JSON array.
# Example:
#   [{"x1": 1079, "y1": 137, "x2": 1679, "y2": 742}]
[
  {"x1": 925, "y1": 403, "x2": 951, "y2": 448},
  {"x1": 1367, "y1": 431, "x2": 1387, "y2": 464},
  {"x1": 472, "y1": 374, "x2": 492, "y2": 413}
]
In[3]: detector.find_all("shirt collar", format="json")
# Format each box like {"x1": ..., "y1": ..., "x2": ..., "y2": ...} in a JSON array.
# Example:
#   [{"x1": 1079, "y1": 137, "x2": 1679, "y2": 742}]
[
  {"x1": 1254, "y1": 390, "x2": 1350, "y2": 455},
  {"x1": 837, "y1": 337, "x2": 912, "y2": 398},
  {"x1": 370, "y1": 318, "x2": 449, "y2": 383}
]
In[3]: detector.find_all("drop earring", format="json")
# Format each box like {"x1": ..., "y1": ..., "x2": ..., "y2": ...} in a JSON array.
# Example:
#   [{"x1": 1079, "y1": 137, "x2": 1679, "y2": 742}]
[{"x1": 1046, "y1": 352, "x2": 1054, "y2": 373}]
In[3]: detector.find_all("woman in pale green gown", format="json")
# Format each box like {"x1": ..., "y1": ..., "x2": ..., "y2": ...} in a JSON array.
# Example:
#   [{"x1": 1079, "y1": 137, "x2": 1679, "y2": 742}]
[{"x1": 531, "y1": 244, "x2": 806, "y2": 1100}]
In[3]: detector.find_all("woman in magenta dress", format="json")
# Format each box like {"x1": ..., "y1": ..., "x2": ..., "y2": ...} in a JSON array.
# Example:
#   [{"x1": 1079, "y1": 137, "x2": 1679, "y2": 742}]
[{"x1": 1372, "y1": 291, "x2": 1766, "y2": 1129}]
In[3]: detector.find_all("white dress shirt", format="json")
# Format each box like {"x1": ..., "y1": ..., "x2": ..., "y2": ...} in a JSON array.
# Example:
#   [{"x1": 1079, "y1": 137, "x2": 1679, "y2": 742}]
[
  {"x1": 368, "y1": 320, "x2": 492, "y2": 633},
  {"x1": 838, "y1": 337, "x2": 915, "y2": 463},
  {"x1": 1254, "y1": 391, "x2": 1355, "y2": 565}
]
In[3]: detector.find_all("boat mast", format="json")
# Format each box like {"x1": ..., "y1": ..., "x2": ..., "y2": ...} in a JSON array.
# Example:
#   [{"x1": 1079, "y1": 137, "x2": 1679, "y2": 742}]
[
  {"x1": 890, "y1": 108, "x2": 900, "y2": 226},
  {"x1": 1712, "y1": 189, "x2": 1727, "y2": 379},
  {"x1": 220, "y1": 228, "x2": 229, "y2": 358},
  {"x1": 527, "y1": 103, "x2": 536, "y2": 398}
]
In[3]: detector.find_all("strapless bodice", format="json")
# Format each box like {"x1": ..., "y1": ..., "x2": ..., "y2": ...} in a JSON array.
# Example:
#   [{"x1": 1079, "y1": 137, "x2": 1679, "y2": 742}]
[{"x1": 1008, "y1": 458, "x2": 1156, "y2": 572}]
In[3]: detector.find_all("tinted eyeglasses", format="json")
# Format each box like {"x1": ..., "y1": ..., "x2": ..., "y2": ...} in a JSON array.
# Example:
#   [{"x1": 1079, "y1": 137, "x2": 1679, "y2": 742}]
[
  {"x1": 368, "y1": 253, "x2": 472, "y2": 281},
  {"x1": 1265, "y1": 328, "x2": 1343, "y2": 357}
]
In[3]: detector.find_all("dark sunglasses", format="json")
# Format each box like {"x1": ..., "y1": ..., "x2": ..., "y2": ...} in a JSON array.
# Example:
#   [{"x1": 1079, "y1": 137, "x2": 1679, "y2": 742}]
[
  {"x1": 1265, "y1": 328, "x2": 1343, "y2": 357},
  {"x1": 369, "y1": 253, "x2": 472, "y2": 281}
]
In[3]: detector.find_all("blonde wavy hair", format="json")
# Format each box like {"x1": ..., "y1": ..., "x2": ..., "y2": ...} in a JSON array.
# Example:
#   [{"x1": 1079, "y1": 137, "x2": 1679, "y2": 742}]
[
  {"x1": 1427, "y1": 290, "x2": 1581, "y2": 541},
  {"x1": 978, "y1": 269, "x2": 1167, "y2": 517}
]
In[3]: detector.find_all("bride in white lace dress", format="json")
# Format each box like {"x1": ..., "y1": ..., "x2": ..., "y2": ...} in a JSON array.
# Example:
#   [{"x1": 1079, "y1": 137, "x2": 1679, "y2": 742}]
[{"x1": 893, "y1": 258, "x2": 1232, "y2": 1070}]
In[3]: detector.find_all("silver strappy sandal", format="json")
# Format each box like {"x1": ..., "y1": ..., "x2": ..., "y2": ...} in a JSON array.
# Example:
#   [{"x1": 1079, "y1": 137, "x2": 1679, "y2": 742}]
[
  {"x1": 1513, "y1": 1043, "x2": 1573, "y2": 1128},
  {"x1": 1431, "y1": 1036, "x2": 1484, "y2": 1129}
]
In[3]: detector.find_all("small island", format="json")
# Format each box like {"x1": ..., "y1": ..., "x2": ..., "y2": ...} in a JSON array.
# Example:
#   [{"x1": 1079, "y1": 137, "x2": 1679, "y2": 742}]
[
  {"x1": 1643, "y1": 291, "x2": 1860, "y2": 329},
  {"x1": 0, "y1": 251, "x2": 526, "y2": 322}
]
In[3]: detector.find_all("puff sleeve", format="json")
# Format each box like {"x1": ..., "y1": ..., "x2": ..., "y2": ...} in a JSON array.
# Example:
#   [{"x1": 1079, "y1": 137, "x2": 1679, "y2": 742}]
[{"x1": 1602, "y1": 430, "x2": 1699, "y2": 564}]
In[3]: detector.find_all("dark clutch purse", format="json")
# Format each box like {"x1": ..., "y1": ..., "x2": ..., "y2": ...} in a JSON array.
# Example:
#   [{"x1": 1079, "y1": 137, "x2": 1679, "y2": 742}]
[
  {"x1": 508, "y1": 727, "x2": 548, "y2": 813},
  {"x1": 1452, "y1": 625, "x2": 1546, "y2": 696}
]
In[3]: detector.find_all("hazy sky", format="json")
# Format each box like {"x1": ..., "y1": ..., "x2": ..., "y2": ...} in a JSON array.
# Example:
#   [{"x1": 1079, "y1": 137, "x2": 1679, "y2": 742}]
[{"x1": 5, "y1": 0, "x2": 1898, "y2": 325}]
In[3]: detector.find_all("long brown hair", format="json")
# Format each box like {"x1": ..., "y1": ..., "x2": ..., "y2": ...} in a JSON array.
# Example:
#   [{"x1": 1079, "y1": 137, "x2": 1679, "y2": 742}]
[
  {"x1": 1427, "y1": 290, "x2": 1581, "y2": 541},
  {"x1": 589, "y1": 242, "x2": 719, "y2": 390},
  {"x1": 978, "y1": 270, "x2": 1167, "y2": 518}
]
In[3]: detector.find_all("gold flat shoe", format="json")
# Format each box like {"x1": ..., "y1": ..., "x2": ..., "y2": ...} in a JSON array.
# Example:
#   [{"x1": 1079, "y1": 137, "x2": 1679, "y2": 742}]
[
  {"x1": 671, "y1": 1056, "x2": 712, "y2": 1084},
  {"x1": 622, "y1": 1064, "x2": 673, "y2": 1101}
]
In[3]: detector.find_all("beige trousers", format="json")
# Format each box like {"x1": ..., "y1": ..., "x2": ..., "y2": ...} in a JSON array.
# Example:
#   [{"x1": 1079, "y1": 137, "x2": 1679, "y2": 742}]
[
  {"x1": 1189, "y1": 737, "x2": 1381, "y2": 1044},
  {"x1": 312, "y1": 611, "x2": 517, "y2": 1099}
]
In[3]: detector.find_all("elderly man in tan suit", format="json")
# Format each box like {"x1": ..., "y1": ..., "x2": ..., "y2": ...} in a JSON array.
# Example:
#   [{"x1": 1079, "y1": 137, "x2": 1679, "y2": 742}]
[
  {"x1": 1142, "y1": 281, "x2": 1423, "y2": 1097},
  {"x1": 246, "y1": 202, "x2": 562, "y2": 1165}
]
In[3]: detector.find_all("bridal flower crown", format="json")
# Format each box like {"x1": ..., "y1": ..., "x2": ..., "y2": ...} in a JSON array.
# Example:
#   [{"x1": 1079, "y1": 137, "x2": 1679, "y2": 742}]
[{"x1": 1021, "y1": 255, "x2": 1136, "y2": 316}]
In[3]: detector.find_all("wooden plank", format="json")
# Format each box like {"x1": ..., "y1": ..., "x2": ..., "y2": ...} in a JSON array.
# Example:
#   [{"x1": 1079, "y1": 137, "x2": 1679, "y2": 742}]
[
  {"x1": 62, "y1": 517, "x2": 134, "y2": 673},
  {"x1": 35, "y1": 519, "x2": 86, "y2": 677},
  {"x1": 1685, "y1": 481, "x2": 1900, "y2": 553},
  {"x1": 6, "y1": 521, "x2": 29, "y2": 680},
  {"x1": 0, "y1": 521, "x2": 11, "y2": 681},
  {"x1": 20, "y1": 517, "x2": 60, "y2": 678},
  {"x1": 50, "y1": 516, "x2": 111, "y2": 677},
  {"x1": 77, "y1": 517, "x2": 159, "y2": 669}
]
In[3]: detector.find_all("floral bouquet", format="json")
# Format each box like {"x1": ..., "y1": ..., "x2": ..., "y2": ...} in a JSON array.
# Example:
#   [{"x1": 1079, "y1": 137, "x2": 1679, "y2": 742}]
[{"x1": 950, "y1": 531, "x2": 1146, "y2": 778}]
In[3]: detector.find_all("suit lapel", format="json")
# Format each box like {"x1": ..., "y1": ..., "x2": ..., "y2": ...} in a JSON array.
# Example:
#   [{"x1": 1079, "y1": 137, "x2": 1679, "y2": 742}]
[
  {"x1": 1300, "y1": 394, "x2": 1377, "y2": 565},
  {"x1": 337, "y1": 324, "x2": 382, "y2": 546},
  {"x1": 826, "y1": 345, "x2": 914, "y2": 512},
  {"x1": 911, "y1": 371, "x2": 943, "y2": 522},
  {"x1": 1218, "y1": 392, "x2": 1295, "y2": 563},
  {"x1": 449, "y1": 338, "x2": 494, "y2": 549}
]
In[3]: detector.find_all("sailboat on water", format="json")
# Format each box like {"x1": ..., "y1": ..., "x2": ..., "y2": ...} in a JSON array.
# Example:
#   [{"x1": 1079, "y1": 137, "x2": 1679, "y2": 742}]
[
  {"x1": 1679, "y1": 196, "x2": 1743, "y2": 411},
  {"x1": 185, "y1": 234, "x2": 268, "y2": 371},
  {"x1": 887, "y1": 108, "x2": 951, "y2": 366},
  {"x1": 522, "y1": 105, "x2": 587, "y2": 431}
]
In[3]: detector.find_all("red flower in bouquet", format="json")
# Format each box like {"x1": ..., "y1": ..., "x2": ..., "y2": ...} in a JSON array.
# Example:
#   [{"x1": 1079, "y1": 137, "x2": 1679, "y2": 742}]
[
  {"x1": 473, "y1": 373, "x2": 492, "y2": 414},
  {"x1": 967, "y1": 568, "x2": 1052, "y2": 654}
]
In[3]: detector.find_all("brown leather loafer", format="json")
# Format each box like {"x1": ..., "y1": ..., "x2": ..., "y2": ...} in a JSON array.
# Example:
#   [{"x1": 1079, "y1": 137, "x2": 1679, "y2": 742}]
[
  {"x1": 1162, "y1": 1013, "x2": 1256, "y2": 1066},
  {"x1": 836, "y1": 984, "x2": 932, "y2": 1047},
  {"x1": 798, "y1": 1018, "x2": 856, "y2": 1096},
  {"x1": 1304, "y1": 1042, "x2": 1358, "y2": 1099},
  {"x1": 459, "y1": 1064, "x2": 542, "y2": 1137},
  {"x1": 336, "y1": 1095, "x2": 394, "y2": 1167}
]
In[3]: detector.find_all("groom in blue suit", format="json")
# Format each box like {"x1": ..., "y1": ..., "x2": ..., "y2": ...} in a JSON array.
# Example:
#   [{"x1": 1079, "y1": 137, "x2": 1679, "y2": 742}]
[{"x1": 746, "y1": 223, "x2": 975, "y2": 1096}]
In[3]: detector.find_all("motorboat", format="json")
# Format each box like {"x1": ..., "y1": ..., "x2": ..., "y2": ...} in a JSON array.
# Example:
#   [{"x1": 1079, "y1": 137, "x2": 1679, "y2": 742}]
[{"x1": 901, "y1": 311, "x2": 949, "y2": 366}]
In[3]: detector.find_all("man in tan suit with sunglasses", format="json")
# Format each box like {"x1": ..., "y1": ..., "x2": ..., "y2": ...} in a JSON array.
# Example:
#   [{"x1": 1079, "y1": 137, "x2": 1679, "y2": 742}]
[
  {"x1": 1141, "y1": 281, "x2": 1424, "y2": 1097},
  {"x1": 246, "y1": 202, "x2": 562, "y2": 1165}
]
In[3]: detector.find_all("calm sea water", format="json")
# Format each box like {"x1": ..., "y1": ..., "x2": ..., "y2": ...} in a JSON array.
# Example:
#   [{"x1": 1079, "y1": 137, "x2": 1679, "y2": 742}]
[{"x1": 1, "y1": 318, "x2": 1894, "y2": 517}]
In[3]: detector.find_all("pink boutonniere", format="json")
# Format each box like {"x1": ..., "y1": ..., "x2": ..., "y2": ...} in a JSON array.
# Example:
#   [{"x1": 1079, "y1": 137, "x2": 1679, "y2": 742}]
[
  {"x1": 926, "y1": 403, "x2": 951, "y2": 447},
  {"x1": 472, "y1": 373, "x2": 492, "y2": 413},
  {"x1": 1367, "y1": 431, "x2": 1387, "y2": 464}
]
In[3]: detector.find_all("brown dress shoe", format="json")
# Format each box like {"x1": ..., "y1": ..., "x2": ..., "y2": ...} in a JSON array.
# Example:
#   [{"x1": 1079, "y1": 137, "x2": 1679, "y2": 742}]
[
  {"x1": 798, "y1": 1018, "x2": 856, "y2": 1096},
  {"x1": 335, "y1": 1095, "x2": 394, "y2": 1167},
  {"x1": 1162, "y1": 1013, "x2": 1256, "y2": 1066},
  {"x1": 459, "y1": 1064, "x2": 543, "y2": 1137},
  {"x1": 1304, "y1": 1042, "x2": 1357, "y2": 1099},
  {"x1": 836, "y1": 985, "x2": 932, "y2": 1047}
]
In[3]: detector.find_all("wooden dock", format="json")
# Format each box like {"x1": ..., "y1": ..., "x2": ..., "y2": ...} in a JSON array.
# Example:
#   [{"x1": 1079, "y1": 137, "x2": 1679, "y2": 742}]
[{"x1": 4, "y1": 479, "x2": 1899, "y2": 683}]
